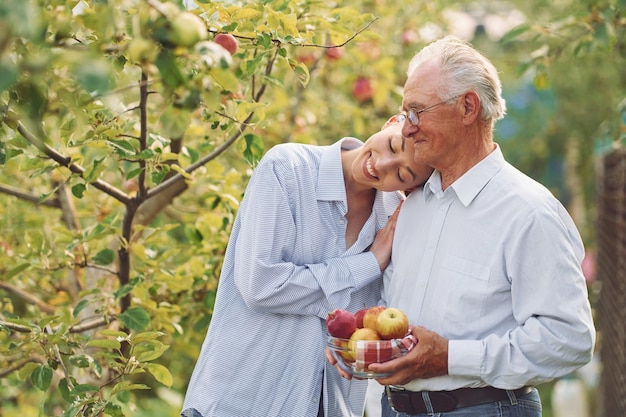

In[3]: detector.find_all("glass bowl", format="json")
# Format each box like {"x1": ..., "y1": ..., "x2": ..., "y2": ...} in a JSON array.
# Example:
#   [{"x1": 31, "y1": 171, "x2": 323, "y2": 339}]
[{"x1": 327, "y1": 334, "x2": 415, "y2": 378}]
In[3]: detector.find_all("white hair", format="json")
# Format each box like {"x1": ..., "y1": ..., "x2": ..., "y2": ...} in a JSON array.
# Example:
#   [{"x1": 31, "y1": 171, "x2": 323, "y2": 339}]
[{"x1": 407, "y1": 36, "x2": 507, "y2": 124}]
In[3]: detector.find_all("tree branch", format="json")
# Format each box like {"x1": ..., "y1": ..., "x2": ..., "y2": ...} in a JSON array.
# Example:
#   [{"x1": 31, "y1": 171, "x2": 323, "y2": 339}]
[
  {"x1": 0, "y1": 183, "x2": 61, "y2": 208},
  {"x1": 0, "y1": 315, "x2": 110, "y2": 334},
  {"x1": 16, "y1": 121, "x2": 132, "y2": 205},
  {"x1": 0, "y1": 356, "x2": 46, "y2": 378},
  {"x1": 0, "y1": 281, "x2": 56, "y2": 314}
]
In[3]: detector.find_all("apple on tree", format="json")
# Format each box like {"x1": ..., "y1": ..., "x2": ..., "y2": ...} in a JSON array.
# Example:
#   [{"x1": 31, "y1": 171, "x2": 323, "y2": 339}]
[
  {"x1": 170, "y1": 11, "x2": 207, "y2": 48},
  {"x1": 325, "y1": 44, "x2": 344, "y2": 60},
  {"x1": 214, "y1": 33, "x2": 238, "y2": 56},
  {"x1": 351, "y1": 76, "x2": 374, "y2": 103}
]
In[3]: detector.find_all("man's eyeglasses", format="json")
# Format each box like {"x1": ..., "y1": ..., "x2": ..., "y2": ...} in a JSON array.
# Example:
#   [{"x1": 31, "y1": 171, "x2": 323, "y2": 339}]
[{"x1": 397, "y1": 94, "x2": 462, "y2": 126}]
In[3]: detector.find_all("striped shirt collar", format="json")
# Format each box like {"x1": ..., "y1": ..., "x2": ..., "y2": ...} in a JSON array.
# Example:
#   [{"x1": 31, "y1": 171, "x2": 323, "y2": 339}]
[{"x1": 316, "y1": 137, "x2": 363, "y2": 202}]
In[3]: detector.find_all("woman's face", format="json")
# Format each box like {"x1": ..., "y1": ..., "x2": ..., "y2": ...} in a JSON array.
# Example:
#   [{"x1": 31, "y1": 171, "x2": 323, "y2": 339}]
[{"x1": 352, "y1": 124, "x2": 433, "y2": 192}]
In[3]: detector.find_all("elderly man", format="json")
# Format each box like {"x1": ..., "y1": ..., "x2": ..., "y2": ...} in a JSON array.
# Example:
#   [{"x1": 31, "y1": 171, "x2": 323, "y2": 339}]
[{"x1": 366, "y1": 36, "x2": 596, "y2": 417}]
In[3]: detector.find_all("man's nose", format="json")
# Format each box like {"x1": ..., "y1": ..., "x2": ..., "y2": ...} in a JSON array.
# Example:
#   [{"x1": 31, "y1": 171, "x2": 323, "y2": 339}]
[{"x1": 401, "y1": 122, "x2": 418, "y2": 139}]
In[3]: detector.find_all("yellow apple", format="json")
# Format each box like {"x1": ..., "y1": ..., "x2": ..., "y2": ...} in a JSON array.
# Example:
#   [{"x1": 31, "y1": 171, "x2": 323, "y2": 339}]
[
  {"x1": 376, "y1": 307, "x2": 409, "y2": 339},
  {"x1": 344, "y1": 327, "x2": 380, "y2": 362},
  {"x1": 362, "y1": 306, "x2": 386, "y2": 330}
]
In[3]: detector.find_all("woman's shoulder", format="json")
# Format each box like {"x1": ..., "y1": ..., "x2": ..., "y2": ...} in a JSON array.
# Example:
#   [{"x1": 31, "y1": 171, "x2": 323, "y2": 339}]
[{"x1": 259, "y1": 142, "x2": 326, "y2": 171}]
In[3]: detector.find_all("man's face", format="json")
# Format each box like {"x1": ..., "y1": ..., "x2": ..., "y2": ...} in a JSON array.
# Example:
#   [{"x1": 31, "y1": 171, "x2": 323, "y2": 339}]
[{"x1": 400, "y1": 62, "x2": 463, "y2": 170}]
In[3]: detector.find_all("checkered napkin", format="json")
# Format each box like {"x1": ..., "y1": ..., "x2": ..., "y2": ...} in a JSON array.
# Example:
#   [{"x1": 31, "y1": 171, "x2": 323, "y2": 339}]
[{"x1": 353, "y1": 333, "x2": 418, "y2": 372}]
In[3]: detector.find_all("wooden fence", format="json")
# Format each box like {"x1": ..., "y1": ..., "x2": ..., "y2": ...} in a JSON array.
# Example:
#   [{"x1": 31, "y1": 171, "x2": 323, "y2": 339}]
[{"x1": 596, "y1": 147, "x2": 626, "y2": 417}]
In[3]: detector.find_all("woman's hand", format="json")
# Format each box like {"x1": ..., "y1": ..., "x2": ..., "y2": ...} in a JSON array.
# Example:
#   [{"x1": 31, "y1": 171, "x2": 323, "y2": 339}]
[{"x1": 370, "y1": 201, "x2": 403, "y2": 271}]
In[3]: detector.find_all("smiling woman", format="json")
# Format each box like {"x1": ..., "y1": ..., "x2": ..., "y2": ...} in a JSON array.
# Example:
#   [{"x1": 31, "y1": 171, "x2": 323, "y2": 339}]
[{"x1": 181, "y1": 117, "x2": 432, "y2": 417}]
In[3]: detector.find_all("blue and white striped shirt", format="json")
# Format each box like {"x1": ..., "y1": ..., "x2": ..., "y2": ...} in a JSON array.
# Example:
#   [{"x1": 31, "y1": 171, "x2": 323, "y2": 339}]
[{"x1": 182, "y1": 138, "x2": 404, "y2": 417}]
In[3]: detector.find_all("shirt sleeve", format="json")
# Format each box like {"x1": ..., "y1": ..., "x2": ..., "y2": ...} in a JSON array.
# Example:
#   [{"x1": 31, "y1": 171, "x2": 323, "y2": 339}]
[
  {"x1": 232, "y1": 157, "x2": 382, "y2": 319},
  {"x1": 448, "y1": 204, "x2": 596, "y2": 388}
]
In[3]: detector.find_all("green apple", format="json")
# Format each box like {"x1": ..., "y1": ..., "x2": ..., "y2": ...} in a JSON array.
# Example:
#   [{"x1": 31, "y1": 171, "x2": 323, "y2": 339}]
[{"x1": 170, "y1": 12, "x2": 207, "y2": 48}]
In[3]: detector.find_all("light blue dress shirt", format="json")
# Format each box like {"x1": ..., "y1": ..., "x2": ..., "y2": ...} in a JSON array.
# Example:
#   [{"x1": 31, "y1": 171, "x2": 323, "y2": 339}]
[
  {"x1": 182, "y1": 138, "x2": 404, "y2": 417},
  {"x1": 384, "y1": 145, "x2": 595, "y2": 392}
]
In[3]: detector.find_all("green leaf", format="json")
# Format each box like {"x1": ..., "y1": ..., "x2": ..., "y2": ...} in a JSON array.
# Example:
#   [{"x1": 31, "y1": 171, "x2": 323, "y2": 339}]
[
  {"x1": 0, "y1": 59, "x2": 18, "y2": 93},
  {"x1": 58, "y1": 378, "x2": 72, "y2": 403},
  {"x1": 5, "y1": 263, "x2": 31, "y2": 279},
  {"x1": 71, "y1": 183, "x2": 86, "y2": 198},
  {"x1": 118, "y1": 307, "x2": 151, "y2": 331},
  {"x1": 111, "y1": 381, "x2": 151, "y2": 396},
  {"x1": 151, "y1": 165, "x2": 170, "y2": 184},
  {"x1": 130, "y1": 331, "x2": 164, "y2": 345},
  {"x1": 93, "y1": 248, "x2": 115, "y2": 265},
  {"x1": 211, "y1": 68, "x2": 239, "y2": 91},
  {"x1": 70, "y1": 383, "x2": 99, "y2": 396},
  {"x1": 143, "y1": 363, "x2": 173, "y2": 387},
  {"x1": 156, "y1": 50, "x2": 185, "y2": 89},
  {"x1": 98, "y1": 329, "x2": 129, "y2": 339},
  {"x1": 499, "y1": 24, "x2": 530, "y2": 44},
  {"x1": 103, "y1": 402, "x2": 124, "y2": 417},
  {"x1": 69, "y1": 354, "x2": 91, "y2": 368},
  {"x1": 287, "y1": 59, "x2": 310, "y2": 87},
  {"x1": 184, "y1": 224, "x2": 203, "y2": 244},
  {"x1": 86, "y1": 338, "x2": 122, "y2": 349},
  {"x1": 126, "y1": 167, "x2": 143, "y2": 180},
  {"x1": 75, "y1": 60, "x2": 113, "y2": 94},
  {"x1": 31, "y1": 365, "x2": 53, "y2": 391},
  {"x1": 18, "y1": 362, "x2": 39, "y2": 380},
  {"x1": 73, "y1": 299, "x2": 90, "y2": 318},
  {"x1": 243, "y1": 133, "x2": 264, "y2": 166},
  {"x1": 135, "y1": 340, "x2": 169, "y2": 362},
  {"x1": 107, "y1": 139, "x2": 137, "y2": 157},
  {"x1": 160, "y1": 105, "x2": 191, "y2": 138}
]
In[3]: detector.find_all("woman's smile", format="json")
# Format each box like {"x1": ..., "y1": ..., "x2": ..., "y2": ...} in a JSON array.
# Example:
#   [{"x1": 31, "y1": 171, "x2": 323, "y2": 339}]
[{"x1": 365, "y1": 155, "x2": 378, "y2": 179}]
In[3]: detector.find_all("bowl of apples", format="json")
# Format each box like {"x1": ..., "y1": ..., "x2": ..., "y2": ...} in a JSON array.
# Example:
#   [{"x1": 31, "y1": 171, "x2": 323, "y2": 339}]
[{"x1": 326, "y1": 306, "x2": 416, "y2": 378}]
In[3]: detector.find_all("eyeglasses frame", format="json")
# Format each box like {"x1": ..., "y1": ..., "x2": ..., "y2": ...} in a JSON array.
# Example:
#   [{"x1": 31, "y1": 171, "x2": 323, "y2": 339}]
[{"x1": 397, "y1": 94, "x2": 463, "y2": 126}]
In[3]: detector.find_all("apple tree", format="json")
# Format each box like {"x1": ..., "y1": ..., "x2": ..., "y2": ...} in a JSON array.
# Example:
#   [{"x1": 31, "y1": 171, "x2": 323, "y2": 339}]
[{"x1": 0, "y1": 0, "x2": 378, "y2": 415}]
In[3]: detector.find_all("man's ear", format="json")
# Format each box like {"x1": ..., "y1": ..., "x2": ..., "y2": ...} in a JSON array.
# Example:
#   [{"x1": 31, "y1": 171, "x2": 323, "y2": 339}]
[{"x1": 462, "y1": 92, "x2": 480, "y2": 125}]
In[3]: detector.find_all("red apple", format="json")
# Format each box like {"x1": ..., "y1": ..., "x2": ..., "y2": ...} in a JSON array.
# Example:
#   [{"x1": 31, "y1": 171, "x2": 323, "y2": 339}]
[
  {"x1": 214, "y1": 33, "x2": 238, "y2": 55},
  {"x1": 376, "y1": 307, "x2": 409, "y2": 339},
  {"x1": 352, "y1": 76, "x2": 373, "y2": 103},
  {"x1": 400, "y1": 28, "x2": 418, "y2": 45},
  {"x1": 362, "y1": 306, "x2": 386, "y2": 330},
  {"x1": 325, "y1": 45, "x2": 344, "y2": 60},
  {"x1": 326, "y1": 309, "x2": 357, "y2": 339},
  {"x1": 355, "y1": 307, "x2": 368, "y2": 328}
]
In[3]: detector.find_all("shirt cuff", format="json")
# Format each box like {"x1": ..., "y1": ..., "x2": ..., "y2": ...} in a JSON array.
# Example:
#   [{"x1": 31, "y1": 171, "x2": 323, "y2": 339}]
[
  {"x1": 344, "y1": 252, "x2": 381, "y2": 290},
  {"x1": 448, "y1": 339, "x2": 483, "y2": 377}
]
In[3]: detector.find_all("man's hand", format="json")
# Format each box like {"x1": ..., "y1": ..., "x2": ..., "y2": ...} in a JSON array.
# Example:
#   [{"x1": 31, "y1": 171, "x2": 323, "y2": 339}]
[
  {"x1": 370, "y1": 201, "x2": 403, "y2": 271},
  {"x1": 370, "y1": 326, "x2": 449, "y2": 386}
]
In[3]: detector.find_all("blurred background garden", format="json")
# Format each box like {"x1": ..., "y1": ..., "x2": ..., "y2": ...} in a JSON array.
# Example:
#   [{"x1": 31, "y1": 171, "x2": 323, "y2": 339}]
[{"x1": 0, "y1": 0, "x2": 624, "y2": 416}]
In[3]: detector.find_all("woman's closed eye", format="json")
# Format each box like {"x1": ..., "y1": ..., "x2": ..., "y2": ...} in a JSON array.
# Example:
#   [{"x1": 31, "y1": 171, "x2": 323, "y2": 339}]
[{"x1": 388, "y1": 136, "x2": 408, "y2": 183}]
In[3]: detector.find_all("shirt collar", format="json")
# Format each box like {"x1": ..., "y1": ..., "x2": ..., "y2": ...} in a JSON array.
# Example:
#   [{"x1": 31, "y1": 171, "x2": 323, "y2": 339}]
[
  {"x1": 316, "y1": 137, "x2": 363, "y2": 202},
  {"x1": 424, "y1": 144, "x2": 505, "y2": 207}
]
